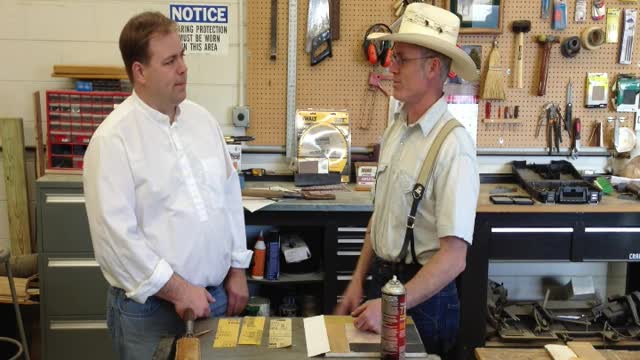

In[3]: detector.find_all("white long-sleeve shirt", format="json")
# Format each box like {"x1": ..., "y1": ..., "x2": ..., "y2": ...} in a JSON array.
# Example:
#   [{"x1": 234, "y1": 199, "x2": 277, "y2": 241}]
[{"x1": 83, "y1": 92, "x2": 252, "y2": 304}]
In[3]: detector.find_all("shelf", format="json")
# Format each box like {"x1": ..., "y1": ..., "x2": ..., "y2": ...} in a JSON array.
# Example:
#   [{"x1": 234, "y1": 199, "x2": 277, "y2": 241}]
[
  {"x1": 482, "y1": 118, "x2": 521, "y2": 124},
  {"x1": 247, "y1": 271, "x2": 324, "y2": 284}
]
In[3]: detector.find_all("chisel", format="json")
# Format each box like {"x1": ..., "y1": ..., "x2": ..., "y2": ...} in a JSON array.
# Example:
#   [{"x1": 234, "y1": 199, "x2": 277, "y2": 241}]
[{"x1": 175, "y1": 309, "x2": 200, "y2": 360}]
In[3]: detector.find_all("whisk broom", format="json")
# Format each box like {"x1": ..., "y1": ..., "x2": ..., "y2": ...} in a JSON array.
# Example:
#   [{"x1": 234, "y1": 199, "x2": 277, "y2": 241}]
[{"x1": 481, "y1": 38, "x2": 506, "y2": 100}]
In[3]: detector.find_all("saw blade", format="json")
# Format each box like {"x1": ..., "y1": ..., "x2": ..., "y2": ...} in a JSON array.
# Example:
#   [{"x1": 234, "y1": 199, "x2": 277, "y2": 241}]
[{"x1": 297, "y1": 123, "x2": 347, "y2": 172}]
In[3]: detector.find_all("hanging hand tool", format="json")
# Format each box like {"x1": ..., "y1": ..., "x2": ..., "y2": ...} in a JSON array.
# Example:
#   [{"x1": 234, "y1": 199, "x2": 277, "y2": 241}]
[
  {"x1": 360, "y1": 72, "x2": 393, "y2": 130},
  {"x1": 536, "y1": 103, "x2": 554, "y2": 137},
  {"x1": 306, "y1": 0, "x2": 333, "y2": 66},
  {"x1": 536, "y1": 35, "x2": 560, "y2": 96},
  {"x1": 570, "y1": 118, "x2": 581, "y2": 159},
  {"x1": 554, "y1": 115, "x2": 562, "y2": 152},
  {"x1": 511, "y1": 20, "x2": 531, "y2": 89},
  {"x1": 547, "y1": 118, "x2": 554, "y2": 155},
  {"x1": 270, "y1": 0, "x2": 278, "y2": 60},
  {"x1": 541, "y1": 0, "x2": 551, "y2": 18},
  {"x1": 565, "y1": 80, "x2": 573, "y2": 134},
  {"x1": 329, "y1": 0, "x2": 340, "y2": 40}
]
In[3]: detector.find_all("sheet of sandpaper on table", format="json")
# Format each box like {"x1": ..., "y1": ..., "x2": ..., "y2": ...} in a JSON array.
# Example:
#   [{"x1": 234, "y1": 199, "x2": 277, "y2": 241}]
[
  {"x1": 324, "y1": 316, "x2": 426, "y2": 356},
  {"x1": 200, "y1": 316, "x2": 434, "y2": 359}
]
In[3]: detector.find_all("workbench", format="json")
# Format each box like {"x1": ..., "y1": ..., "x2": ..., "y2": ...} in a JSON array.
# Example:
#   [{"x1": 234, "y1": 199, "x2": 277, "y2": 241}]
[
  {"x1": 198, "y1": 317, "x2": 439, "y2": 359},
  {"x1": 35, "y1": 175, "x2": 640, "y2": 360},
  {"x1": 243, "y1": 181, "x2": 640, "y2": 360},
  {"x1": 474, "y1": 347, "x2": 638, "y2": 360}
]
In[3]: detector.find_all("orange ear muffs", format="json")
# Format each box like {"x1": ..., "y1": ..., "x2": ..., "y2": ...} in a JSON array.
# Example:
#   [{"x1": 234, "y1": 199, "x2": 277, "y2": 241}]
[
  {"x1": 363, "y1": 23, "x2": 393, "y2": 67},
  {"x1": 366, "y1": 42, "x2": 378, "y2": 65},
  {"x1": 379, "y1": 40, "x2": 393, "y2": 67}
]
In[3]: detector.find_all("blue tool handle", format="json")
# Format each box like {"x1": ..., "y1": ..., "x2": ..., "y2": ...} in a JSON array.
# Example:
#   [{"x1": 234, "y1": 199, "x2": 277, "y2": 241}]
[{"x1": 541, "y1": 0, "x2": 551, "y2": 18}]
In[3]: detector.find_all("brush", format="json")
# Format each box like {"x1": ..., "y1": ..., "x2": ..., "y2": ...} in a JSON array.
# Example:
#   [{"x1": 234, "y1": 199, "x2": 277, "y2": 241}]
[{"x1": 481, "y1": 38, "x2": 506, "y2": 100}]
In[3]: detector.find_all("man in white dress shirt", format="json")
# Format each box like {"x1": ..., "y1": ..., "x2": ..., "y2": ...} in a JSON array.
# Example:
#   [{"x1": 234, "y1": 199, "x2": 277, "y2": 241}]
[{"x1": 83, "y1": 11, "x2": 252, "y2": 359}]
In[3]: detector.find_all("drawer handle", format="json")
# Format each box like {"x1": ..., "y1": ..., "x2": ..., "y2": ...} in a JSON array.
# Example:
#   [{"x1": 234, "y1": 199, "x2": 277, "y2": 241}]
[
  {"x1": 46, "y1": 194, "x2": 85, "y2": 204},
  {"x1": 338, "y1": 239, "x2": 364, "y2": 244},
  {"x1": 50, "y1": 320, "x2": 107, "y2": 330},
  {"x1": 338, "y1": 227, "x2": 367, "y2": 232},
  {"x1": 491, "y1": 227, "x2": 573, "y2": 233},
  {"x1": 337, "y1": 275, "x2": 372, "y2": 281},
  {"x1": 48, "y1": 258, "x2": 99, "y2": 268},
  {"x1": 585, "y1": 227, "x2": 640, "y2": 233},
  {"x1": 337, "y1": 251, "x2": 361, "y2": 256}
]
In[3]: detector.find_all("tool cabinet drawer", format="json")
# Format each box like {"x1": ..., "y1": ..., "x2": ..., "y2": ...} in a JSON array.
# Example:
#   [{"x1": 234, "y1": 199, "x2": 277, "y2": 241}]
[
  {"x1": 582, "y1": 227, "x2": 640, "y2": 261},
  {"x1": 40, "y1": 191, "x2": 92, "y2": 253},
  {"x1": 336, "y1": 247, "x2": 362, "y2": 272},
  {"x1": 336, "y1": 273, "x2": 373, "y2": 303},
  {"x1": 489, "y1": 227, "x2": 573, "y2": 260},
  {"x1": 43, "y1": 257, "x2": 109, "y2": 316},
  {"x1": 46, "y1": 318, "x2": 115, "y2": 360}
]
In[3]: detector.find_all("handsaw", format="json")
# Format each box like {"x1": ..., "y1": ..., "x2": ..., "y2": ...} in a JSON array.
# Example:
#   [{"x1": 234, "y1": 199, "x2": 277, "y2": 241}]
[
  {"x1": 175, "y1": 309, "x2": 200, "y2": 360},
  {"x1": 305, "y1": 0, "x2": 332, "y2": 65}
]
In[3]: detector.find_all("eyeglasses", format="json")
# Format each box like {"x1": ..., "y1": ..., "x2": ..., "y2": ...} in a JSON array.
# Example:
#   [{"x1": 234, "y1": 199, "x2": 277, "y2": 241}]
[{"x1": 391, "y1": 54, "x2": 437, "y2": 66}]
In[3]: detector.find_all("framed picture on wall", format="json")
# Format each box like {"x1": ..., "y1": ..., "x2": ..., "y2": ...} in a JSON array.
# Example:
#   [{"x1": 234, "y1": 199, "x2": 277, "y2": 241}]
[{"x1": 447, "y1": 0, "x2": 503, "y2": 34}]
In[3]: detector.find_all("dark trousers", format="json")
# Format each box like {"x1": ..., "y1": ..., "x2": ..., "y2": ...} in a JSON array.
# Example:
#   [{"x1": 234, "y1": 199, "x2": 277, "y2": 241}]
[{"x1": 367, "y1": 257, "x2": 460, "y2": 359}]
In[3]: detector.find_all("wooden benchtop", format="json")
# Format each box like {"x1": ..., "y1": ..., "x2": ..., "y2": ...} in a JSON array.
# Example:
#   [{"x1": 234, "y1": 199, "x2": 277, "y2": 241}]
[
  {"x1": 478, "y1": 184, "x2": 640, "y2": 213},
  {"x1": 475, "y1": 347, "x2": 638, "y2": 360}
]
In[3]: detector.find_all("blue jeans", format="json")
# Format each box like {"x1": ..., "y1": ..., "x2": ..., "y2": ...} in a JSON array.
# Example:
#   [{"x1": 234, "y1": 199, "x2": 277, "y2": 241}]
[
  {"x1": 367, "y1": 258, "x2": 460, "y2": 359},
  {"x1": 106, "y1": 286, "x2": 227, "y2": 360}
]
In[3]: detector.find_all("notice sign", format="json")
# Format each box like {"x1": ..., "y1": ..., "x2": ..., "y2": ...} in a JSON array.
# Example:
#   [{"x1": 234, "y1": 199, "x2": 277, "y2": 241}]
[{"x1": 170, "y1": 4, "x2": 229, "y2": 55}]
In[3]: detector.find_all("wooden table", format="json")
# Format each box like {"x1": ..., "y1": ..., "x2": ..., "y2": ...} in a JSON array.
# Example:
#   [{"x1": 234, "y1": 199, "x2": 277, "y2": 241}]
[{"x1": 475, "y1": 347, "x2": 639, "y2": 360}]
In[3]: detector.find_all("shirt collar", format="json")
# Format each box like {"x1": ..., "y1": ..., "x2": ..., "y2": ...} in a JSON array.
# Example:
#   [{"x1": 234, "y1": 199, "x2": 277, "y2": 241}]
[
  {"x1": 394, "y1": 96, "x2": 448, "y2": 137},
  {"x1": 131, "y1": 91, "x2": 183, "y2": 126}
]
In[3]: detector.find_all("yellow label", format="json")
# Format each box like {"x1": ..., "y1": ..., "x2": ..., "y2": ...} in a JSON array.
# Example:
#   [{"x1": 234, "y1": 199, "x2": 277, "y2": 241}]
[
  {"x1": 213, "y1": 318, "x2": 241, "y2": 348},
  {"x1": 268, "y1": 318, "x2": 292, "y2": 348},
  {"x1": 238, "y1": 316, "x2": 265, "y2": 345}
]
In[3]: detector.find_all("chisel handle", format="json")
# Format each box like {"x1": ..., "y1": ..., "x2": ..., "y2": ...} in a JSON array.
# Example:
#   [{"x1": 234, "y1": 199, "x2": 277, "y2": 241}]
[{"x1": 538, "y1": 43, "x2": 552, "y2": 96}]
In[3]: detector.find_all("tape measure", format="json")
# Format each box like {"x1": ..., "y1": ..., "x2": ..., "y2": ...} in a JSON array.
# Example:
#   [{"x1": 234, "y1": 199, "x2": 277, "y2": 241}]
[{"x1": 285, "y1": 0, "x2": 298, "y2": 163}]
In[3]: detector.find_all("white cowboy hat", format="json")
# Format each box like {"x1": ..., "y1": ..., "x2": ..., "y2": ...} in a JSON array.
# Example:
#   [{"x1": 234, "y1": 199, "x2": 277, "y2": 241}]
[{"x1": 368, "y1": 3, "x2": 479, "y2": 81}]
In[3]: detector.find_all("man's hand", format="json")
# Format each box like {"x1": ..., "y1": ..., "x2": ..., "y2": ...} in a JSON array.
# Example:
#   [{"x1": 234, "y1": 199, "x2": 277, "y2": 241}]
[
  {"x1": 224, "y1": 267, "x2": 249, "y2": 316},
  {"x1": 351, "y1": 298, "x2": 382, "y2": 334},
  {"x1": 157, "y1": 274, "x2": 214, "y2": 319},
  {"x1": 173, "y1": 283, "x2": 214, "y2": 319},
  {"x1": 334, "y1": 281, "x2": 363, "y2": 315}
]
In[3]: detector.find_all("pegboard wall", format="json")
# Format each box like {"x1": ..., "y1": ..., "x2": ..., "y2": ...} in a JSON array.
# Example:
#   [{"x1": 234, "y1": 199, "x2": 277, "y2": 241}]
[{"x1": 248, "y1": 1, "x2": 640, "y2": 149}]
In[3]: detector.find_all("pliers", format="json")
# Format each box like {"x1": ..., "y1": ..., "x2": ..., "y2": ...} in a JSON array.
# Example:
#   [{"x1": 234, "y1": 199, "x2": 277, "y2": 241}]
[{"x1": 547, "y1": 118, "x2": 561, "y2": 155}]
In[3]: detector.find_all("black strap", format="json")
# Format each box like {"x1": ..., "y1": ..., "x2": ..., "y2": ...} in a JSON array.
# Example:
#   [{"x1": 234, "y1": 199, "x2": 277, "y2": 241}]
[{"x1": 396, "y1": 119, "x2": 463, "y2": 266}]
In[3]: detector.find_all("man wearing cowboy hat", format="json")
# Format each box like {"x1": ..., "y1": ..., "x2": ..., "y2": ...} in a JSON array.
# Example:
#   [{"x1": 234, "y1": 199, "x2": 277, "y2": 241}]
[{"x1": 335, "y1": 3, "x2": 480, "y2": 358}]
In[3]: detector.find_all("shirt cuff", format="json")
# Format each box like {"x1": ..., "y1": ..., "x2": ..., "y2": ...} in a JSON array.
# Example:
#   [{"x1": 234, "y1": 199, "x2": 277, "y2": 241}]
[
  {"x1": 230, "y1": 249, "x2": 253, "y2": 268},
  {"x1": 125, "y1": 259, "x2": 174, "y2": 303}
]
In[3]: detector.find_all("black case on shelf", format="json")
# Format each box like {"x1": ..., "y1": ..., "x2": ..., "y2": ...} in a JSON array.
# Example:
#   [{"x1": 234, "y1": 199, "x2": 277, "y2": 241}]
[{"x1": 512, "y1": 160, "x2": 602, "y2": 204}]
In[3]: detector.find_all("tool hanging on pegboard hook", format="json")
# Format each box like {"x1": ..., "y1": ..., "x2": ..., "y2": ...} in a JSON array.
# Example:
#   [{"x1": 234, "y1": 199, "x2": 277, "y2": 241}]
[
  {"x1": 285, "y1": 0, "x2": 298, "y2": 165},
  {"x1": 392, "y1": 0, "x2": 433, "y2": 18}
]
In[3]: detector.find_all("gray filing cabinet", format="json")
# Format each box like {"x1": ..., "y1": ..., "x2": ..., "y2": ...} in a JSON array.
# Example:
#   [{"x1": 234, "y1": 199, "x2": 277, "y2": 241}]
[{"x1": 37, "y1": 174, "x2": 116, "y2": 360}]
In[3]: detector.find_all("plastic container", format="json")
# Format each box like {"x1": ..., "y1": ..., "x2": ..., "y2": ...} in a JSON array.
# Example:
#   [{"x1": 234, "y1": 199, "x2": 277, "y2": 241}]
[{"x1": 250, "y1": 231, "x2": 266, "y2": 279}]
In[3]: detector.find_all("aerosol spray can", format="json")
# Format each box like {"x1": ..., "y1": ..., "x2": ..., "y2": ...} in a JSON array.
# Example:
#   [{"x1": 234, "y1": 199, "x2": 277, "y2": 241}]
[{"x1": 381, "y1": 275, "x2": 406, "y2": 359}]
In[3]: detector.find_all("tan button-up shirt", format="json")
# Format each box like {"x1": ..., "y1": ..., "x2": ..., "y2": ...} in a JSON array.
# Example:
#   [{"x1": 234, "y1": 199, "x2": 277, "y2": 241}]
[{"x1": 371, "y1": 96, "x2": 479, "y2": 265}]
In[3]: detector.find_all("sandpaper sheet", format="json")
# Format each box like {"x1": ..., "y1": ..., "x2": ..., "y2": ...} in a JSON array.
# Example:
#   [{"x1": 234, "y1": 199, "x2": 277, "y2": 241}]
[{"x1": 212, "y1": 318, "x2": 240, "y2": 348}]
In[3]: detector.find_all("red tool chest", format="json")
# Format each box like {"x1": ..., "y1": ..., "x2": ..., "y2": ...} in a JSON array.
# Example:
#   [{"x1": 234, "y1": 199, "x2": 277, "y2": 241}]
[{"x1": 45, "y1": 90, "x2": 129, "y2": 172}]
